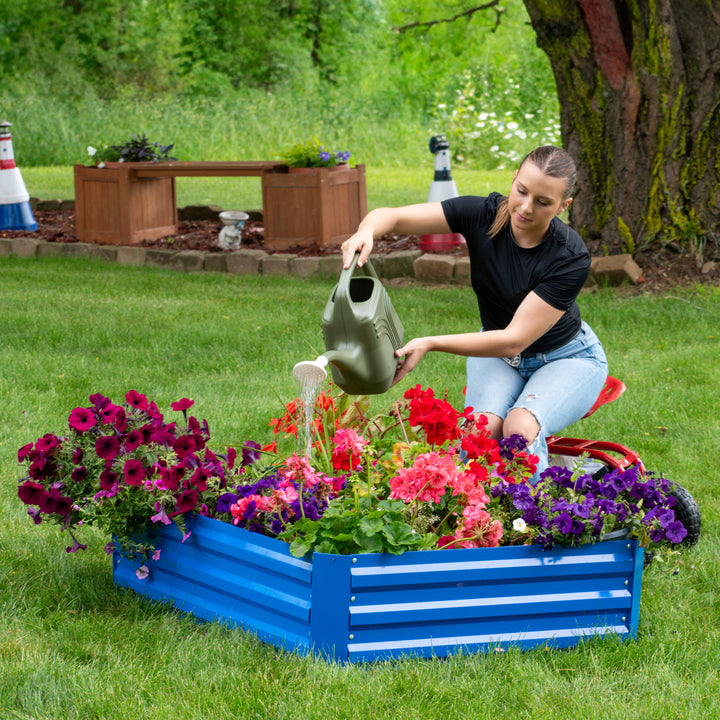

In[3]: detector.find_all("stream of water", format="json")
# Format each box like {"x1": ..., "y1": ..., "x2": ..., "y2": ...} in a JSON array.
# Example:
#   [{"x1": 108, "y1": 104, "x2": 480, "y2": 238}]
[{"x1": 297, "y1": 373, "x2": 323, "y2": 457}]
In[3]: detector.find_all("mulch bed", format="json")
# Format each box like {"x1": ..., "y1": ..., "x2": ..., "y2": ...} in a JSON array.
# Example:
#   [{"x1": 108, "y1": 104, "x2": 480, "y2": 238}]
[{"x1": 3, "y1": 209, "x2": 718, "y2": 295}]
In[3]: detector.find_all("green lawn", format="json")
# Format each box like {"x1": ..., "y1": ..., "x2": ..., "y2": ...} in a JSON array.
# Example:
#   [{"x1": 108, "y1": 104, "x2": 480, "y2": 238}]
[{"x1": 1, "y1": 256, "x2": 718, "y2": 719}]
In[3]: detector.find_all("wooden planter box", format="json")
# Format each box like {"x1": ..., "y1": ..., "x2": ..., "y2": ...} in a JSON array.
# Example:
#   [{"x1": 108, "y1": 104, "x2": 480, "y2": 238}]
[
  {"x1": 74, "y1": 164, "x2": 177, "y2": 245},
  {"x1": 261, "y1": 165, "x2": 367, "y2": 251},
  {"x1": 113, "y1": 515, "x2": 644, "y2": 663}
]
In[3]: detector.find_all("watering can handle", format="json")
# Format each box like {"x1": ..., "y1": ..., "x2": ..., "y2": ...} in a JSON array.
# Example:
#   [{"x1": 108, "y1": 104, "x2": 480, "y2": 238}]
[{"x1": 335, "y1": 252, "x2": 378, "y2": 304}]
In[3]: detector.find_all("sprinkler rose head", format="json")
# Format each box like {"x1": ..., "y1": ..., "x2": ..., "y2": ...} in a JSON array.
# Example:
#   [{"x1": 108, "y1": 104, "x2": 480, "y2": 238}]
[{"x1": 293, "y1": 356, "x2": 328, "y2": 385}]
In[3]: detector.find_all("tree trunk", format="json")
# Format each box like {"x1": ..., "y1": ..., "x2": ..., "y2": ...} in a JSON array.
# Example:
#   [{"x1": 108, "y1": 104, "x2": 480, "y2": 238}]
[{"x1": 522, "y1": 0, "x2": 720, "y2": 256}]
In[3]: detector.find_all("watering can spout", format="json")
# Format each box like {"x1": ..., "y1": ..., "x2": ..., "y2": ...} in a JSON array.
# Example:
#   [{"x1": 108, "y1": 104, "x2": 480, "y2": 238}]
[{"x1": 292, "y1": 349, "x2": 360, "y2": 386}]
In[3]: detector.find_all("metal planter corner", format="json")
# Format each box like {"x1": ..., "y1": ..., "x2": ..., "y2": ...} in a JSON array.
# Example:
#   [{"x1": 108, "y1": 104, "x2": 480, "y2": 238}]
[{"x1": 113, "y1": 514, "x2": 644, "y2": 663}]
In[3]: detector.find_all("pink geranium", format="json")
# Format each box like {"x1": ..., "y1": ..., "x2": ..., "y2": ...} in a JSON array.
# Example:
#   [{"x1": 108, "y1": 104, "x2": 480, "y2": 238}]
[
  {"x1": 453, "y1": 505, "x2": 504, "y2": 548},
  {"x1": 280, "y1": 453, "x2": 329, "y2": 489},
  {"x1": 389, "y1": 451, "x2": 459, "y2": 504}
]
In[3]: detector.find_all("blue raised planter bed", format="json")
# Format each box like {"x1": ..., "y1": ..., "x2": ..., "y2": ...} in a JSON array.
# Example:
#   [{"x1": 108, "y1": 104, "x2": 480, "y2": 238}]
[{"x1": 113, "y1": 514, "x2": 644, "y2": 663}]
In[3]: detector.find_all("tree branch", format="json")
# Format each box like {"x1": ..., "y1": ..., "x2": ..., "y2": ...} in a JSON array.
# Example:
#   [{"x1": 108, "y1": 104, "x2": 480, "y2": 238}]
[{"x1": 393, "y1": 1, "x2": 504, "y2": 34}]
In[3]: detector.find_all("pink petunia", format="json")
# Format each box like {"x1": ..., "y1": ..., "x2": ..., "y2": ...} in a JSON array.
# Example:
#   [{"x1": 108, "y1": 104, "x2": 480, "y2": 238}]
[
  {"x1": 171, "y1": 398, "x2": 195, "y2": 412},
  {"x1": 150, "y1": 506, "x2": 172, "y2": 525},
  {"x1": 136, "y1": 565, "x2": 149, "y2": 580},
  {"x1": 69, "y1": 407, "x2": 97, "y2": 433}
]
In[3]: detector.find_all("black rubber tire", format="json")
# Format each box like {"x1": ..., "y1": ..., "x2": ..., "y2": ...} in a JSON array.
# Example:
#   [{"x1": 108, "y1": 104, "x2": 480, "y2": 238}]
[{"x1": 667, "y1": 481, "x2": 702, "y2": 548}]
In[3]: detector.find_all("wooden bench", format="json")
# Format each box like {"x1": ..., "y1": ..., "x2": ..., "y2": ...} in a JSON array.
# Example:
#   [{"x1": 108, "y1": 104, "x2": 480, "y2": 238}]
[
  {"x1": 74, "y1": 160, "x2": 366, "y2": 249},
  {"x1": 74, "y1": 161, "x2": 286, "y2": 246}
]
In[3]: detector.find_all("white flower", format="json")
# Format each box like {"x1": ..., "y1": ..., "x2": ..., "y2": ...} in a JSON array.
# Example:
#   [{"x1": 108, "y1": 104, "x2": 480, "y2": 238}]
[
  {"x1": 87, "y1": 146, "x2": 96, "y2": 157},
  {"x1": 513, "y1": 518, "x2": 528, "y2": 532}
]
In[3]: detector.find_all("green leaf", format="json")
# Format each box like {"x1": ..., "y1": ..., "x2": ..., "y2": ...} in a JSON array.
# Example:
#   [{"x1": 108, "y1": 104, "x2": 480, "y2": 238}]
[
  {"x1": 289, "y1": 539, "x2": 312, "y2": 558},
  {"x1": 352, "y1": 530, "x2": 385, "y2": 554},
  {"x1": 381, "y1": 521, "x2": 419, "y2": 548},
  {"x1": 358, "y1": 516, "x2": 385, "y2": 536}
]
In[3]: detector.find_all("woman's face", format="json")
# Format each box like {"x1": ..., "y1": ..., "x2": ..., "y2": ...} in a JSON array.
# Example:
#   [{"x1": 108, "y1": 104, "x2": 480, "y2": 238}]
[{"x1": 508, "y1": 161, "x2": 572, "y2": 245}]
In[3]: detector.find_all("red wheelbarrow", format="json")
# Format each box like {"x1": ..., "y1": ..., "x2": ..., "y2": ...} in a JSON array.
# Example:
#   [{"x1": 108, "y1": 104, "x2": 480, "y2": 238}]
[{"x1": 547, "y1": 376, "x2": 702, "y2": 547}]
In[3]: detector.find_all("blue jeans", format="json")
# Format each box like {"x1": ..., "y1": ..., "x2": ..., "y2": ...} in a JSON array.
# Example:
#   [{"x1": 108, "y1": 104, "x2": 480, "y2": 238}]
[{"x1": 465, "y1": 322, "x2": 608, "y2": 479}]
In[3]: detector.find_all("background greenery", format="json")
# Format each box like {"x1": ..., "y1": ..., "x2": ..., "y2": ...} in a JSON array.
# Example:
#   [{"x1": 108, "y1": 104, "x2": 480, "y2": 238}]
[
  {"x1": 1, "y1": 257, "x2": 718, "y2": 719},
  {"x1": 1, "y1": 1, "x2": 559, "y2": 171}
]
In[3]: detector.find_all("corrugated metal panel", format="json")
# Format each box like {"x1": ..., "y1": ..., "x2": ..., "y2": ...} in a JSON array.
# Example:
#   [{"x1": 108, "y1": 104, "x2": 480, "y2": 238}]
[
  {"x1": 113, "y1": 517, "x2": 643, "y2": 663},
  {"x1": 113, "y1": 515, "x2": 314, "y2": 653},
  {"x1": 344, "y1": 541, "x2": 643, "y2": 662}
]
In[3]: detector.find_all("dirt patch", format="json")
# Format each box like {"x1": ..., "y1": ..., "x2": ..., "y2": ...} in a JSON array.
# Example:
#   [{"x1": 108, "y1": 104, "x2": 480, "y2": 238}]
[{"x1": 3, "y1": 209, "x2": 719, "y2": 294}]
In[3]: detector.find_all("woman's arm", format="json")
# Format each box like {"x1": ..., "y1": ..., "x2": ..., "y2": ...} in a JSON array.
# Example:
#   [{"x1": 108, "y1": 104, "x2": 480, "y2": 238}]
[
  {"x1": 341, "y1": 203, "x2": 451, "y2": 268},
  {"x1": 391, "y1": 292, "x2": 565, "y2": 385}
]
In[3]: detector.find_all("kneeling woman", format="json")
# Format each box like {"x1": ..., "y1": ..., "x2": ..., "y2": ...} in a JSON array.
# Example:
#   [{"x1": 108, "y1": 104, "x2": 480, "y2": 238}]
[{"x1": 340, "y1": 145, "x2": 608, "y2": 478}]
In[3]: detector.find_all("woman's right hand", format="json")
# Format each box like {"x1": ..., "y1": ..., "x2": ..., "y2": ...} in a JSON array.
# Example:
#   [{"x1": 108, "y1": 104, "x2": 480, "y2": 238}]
[{"x1": 341, "y1": 227, "x2": 374, "y2": 268}]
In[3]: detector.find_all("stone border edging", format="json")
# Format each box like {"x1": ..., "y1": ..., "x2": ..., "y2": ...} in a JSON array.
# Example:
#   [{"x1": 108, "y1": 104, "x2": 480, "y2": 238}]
[
  {"x1": 9, "y1": 200, "x2": 643, "y2": 286},
  {"x1": 0, "y1": 235, "x2": 474, "y2": 284}
]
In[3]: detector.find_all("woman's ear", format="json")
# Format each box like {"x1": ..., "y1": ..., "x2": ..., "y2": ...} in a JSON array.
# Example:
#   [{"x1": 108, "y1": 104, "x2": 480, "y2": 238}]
[{"x1": 559, "y1": 197, "x2": 573, "y2": 214}]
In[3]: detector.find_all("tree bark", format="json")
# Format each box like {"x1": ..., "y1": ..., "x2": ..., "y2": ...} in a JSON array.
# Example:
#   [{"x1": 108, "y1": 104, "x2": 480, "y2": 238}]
[{"x1": 522, "y1": 0, "x2": 720, "y2": 255}]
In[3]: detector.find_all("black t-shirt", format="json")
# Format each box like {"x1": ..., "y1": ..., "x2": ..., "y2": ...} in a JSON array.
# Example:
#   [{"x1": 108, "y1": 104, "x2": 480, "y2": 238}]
[{"x1": 442, "y1": 193, "x2": 590, "y2": 354}]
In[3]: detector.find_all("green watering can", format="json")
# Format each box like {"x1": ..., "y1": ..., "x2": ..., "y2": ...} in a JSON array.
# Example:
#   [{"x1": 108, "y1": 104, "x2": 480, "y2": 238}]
[{"x1": 293, "y1": 253, "x2": 404, "y2": 395}]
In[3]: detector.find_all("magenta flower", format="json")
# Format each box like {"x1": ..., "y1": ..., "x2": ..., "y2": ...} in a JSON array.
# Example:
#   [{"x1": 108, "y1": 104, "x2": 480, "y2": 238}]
[
  {"x1": 89, "y1": 393, "x2": 110, "y2": 409},
  {"x1": 71, "y1": 466, "x2": 88, "y2": 483},
  {"x1": 173, "y1": 435, "x2": 197, "y2": 458},
  {"x1": 18, "y1": 443, "x2": 35, "y2": 462},
  {"x1": 123, "y1": 430, "x2": 144, "y2": 452},
  {"x1": 172, "y1": 488, "x2": 199, "y2": 515},
  {"x1": 69, "y1": 407, "x2": 97, "y2": 432},
  {"x1": 171, "y1": 398, "x2": 195, "y2": 412},
  {"x1": 40, "y1": 490, "x2": 73, "y2": 517},
  {"x1": 123, "y1": 459, "x2": 146, "y2": 486},
  {"x1": 95, "y1": 435, "x2": 121, "y2": 461},
  {"x1": 99, "y1": 469, "x2": 119, "y2": 491},
  {"x1": 125, "y1": 390, "x2": 149, "y2": 412},
  {"x1": 18, "y1": 480, "x2": 48, "y2": 506},
  {"x1": 35, "y1": 434, "x2": 61, "y2": 454},
  {"x1": 158, "y1": 464, "x2": 185, "y2": 491},
  {"x1": 99, "y1": 403, "x2": 125, "y2": 425}
]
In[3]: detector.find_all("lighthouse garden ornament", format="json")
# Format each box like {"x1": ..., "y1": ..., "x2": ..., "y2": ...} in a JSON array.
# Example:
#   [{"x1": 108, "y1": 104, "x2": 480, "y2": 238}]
[
  {"x1": 0, "y1": 120, "x2": 37, "y2": 231},
  {"x1": 17, "y1": 385, "x2": 691, "y2": 661}
]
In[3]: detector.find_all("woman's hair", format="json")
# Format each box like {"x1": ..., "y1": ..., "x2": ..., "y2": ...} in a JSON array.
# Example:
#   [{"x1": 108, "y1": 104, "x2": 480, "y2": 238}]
[{"x1": 488, "y1": 145, "x2": 577, "y2": 238}]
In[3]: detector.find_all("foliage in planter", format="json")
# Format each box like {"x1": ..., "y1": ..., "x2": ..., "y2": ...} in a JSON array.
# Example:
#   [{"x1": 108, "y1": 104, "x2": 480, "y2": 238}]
[
  {"x1": 17, "y1": 385, "x2": 689, "y2": 572},
  {"x1": 279, "y1": 136, "x2": 351, "y2": 168},
  {"x1": 87, "y1": 133, "x2": 177, "y2": 166}
]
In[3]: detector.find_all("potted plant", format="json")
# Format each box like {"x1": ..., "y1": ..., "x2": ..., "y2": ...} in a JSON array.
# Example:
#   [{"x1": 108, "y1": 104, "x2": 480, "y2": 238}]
[
  {"x1": 280, "y1": 137, "x2": 352, "y2": 171},
  {"x1": 17, "y1": 384, "x2": 689, "y2": 661},
  {"x1": 74, "y1": 134, "x2": 178, "y2": 245},
  {"x1": 87, "y1": 133, "x2": 177, "y2": 167},
  {"x1": 262, "y1": 137, "x2": 366, "y2": 251}
]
